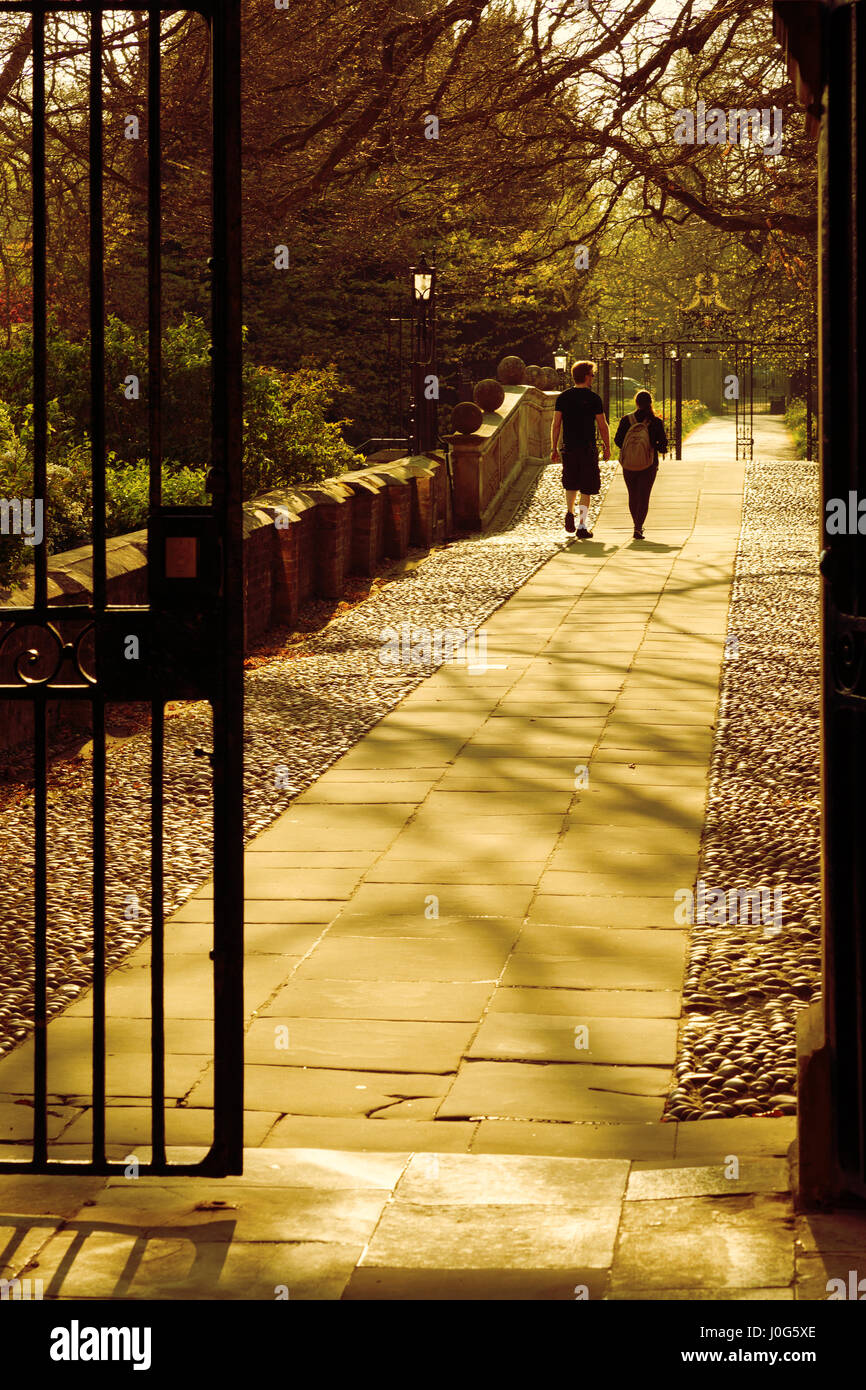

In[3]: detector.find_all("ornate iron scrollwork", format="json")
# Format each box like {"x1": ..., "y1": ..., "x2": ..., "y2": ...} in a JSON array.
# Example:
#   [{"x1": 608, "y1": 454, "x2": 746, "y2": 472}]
[{"x1": 0, "y1": 617, "x2": 96, "y2": 689}]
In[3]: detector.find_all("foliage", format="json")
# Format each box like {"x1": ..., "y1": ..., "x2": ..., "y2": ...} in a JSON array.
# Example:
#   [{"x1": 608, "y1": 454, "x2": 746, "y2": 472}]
[
  {"x1": 0, "y1": 314, "x2": 362, "y2": 589},
  {"x1": 680, "y1": 399, "x2": 713, "y2": 440},
  {"x1": 609, "y1": 399, "x2": 710, "y2": 461},
  {"x1": 0, "y1": 418, "x2": 209, "y2": 588},
  {"x1": 0, "y1": 1, "x2": 817, "y2": 452},
  {"x1": 0, "y1": 316, "x2": 362, "y2": 499},
  {"x1": 784, "y1": 398, "x2": 810, "y2": 459}
]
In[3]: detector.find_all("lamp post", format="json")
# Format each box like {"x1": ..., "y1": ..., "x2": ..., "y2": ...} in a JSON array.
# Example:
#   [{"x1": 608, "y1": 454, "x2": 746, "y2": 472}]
[
  {"x1": 614, "y1": 348, "x2": 625, "y2": 420},
  {"x1": 670, "y1": 348, "x2": 683, "y2": 459},
  {"x1": 554, "y1": 347, "x2": 568, "y2": 391},
  {"x1": 409, "y1": 253, "x2": 437, "y2": 454},
  {"x1": 642, "y1": 351, "x2": 652, "y2": 392}
]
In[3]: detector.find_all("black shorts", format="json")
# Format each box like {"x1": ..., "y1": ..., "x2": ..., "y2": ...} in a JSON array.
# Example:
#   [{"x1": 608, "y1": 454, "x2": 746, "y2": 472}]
[{"x1": 561, "y1": 446, "x2": 600, "y2": 494}]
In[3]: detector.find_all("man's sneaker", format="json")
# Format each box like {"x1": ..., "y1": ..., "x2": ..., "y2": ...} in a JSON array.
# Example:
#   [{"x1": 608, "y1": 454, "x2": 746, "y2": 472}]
[
  {"x1": 577, "y1": 526, "x2": 593, "y2": 540},
  {"x1": 564, "y1": 511, "x2": 576, "y2": 534},
  {"x1": 633, "y1": 528, "x2": 644, "y2": 540}
]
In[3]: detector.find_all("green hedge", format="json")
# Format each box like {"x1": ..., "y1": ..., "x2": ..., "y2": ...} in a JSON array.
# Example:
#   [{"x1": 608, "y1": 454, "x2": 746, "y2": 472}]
[
  {"x1": 784, "y1": 398, "x2": 811, "y2": 458},
  {"x1": 0, "y1": 316, "x2": 363, "y2": 588}
]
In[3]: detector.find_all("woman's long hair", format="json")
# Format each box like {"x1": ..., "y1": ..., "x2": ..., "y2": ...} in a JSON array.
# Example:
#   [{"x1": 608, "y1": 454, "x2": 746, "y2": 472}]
[{"x1": 634, "y1": 390, "x2": 656, "y2": 421}]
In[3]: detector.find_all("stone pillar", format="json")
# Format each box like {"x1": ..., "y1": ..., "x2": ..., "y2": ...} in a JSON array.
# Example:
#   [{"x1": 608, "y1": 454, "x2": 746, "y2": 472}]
[
  {"x1": 448, "y1": 434, "x2": 485, "y2": 530},
  {"x1": 347, "y1": 483, "x2": 384, "y2": 576},
  {"x1": 272, "y1": 517, "x2": 301, "y2": 625},
  {"x1": 314, "y1": 498, "x2": 351, "y2": 598},
  {"x1": 382, "y1": 479, "x2": 412, "y2": 557}
]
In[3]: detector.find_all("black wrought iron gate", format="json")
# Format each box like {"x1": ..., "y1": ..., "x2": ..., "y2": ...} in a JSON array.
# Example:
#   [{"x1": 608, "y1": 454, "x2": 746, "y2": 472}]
[
  {"x1": 591, "y1": 336, "x2": 816, "y2": 464},
  {"x1": 0, "y1": 3, "x2": 244, "y2": 1175}
]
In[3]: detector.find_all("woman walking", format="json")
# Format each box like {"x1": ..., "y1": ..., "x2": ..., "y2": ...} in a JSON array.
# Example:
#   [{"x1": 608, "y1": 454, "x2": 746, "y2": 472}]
[{"x1": 613, "y1": 391, "x2": 668, "y2": 540}]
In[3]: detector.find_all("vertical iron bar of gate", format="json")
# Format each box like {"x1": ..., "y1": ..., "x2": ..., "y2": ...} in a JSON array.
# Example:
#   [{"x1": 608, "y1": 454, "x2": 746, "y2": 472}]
[
  {"x1": 674, "y1": 354, "x2": 683, "y2": 460},
  {"x1": 749, "y1": 344, "x2": 755, "y2": 459},
  {"x1": 385, "y1": 308, "x2": 392, "y2": 439},
  {"x1": 397, "y1": 312, "x2": 406, "y2": 447},
  {"x1": 734, "y1": 342, "x2": 740, "y2": 458},
  {"x1": 813, "y1": 0, "x2": 865, "y2": 1190},
  {"x1": 807, "y1": 349, "x2": 814, "y2": 459},
  {"x1": 209, "y1": 0, "x2": 244, "y2": 1173},
  {"x1": 89, "y1": 5, "x2": 107, "y2": 1168},
  {"x1": 147, "y1": 6, "x2": 166, "y2": 1169},
  {"x1": 31, "y1": 6, "x2": 48, "y2": 1166}
]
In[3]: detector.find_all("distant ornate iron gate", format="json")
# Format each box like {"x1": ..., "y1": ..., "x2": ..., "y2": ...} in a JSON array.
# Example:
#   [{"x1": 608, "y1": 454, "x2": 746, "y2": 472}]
[
  {"x1": 0, "y1": 3, "x2": 244, "y2": 1175},
  {"x1": 591, "y1": 336, "x2": 816, "y2": 463}
]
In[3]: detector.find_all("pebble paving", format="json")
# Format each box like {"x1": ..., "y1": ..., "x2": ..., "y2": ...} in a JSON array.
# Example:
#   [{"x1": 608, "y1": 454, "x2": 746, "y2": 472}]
[
  {"x1": 667, "y1": 454, "x2": 821, "y2": 1120},
  {"x1": 0, "y1": 462, "x2": 614, "y2": 1058}
]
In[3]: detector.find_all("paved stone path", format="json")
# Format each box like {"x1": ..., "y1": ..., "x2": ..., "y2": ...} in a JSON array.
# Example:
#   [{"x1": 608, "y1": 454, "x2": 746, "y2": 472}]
[{"x1": 0, "y1": 416, "x2": 843, "y2": 1298}]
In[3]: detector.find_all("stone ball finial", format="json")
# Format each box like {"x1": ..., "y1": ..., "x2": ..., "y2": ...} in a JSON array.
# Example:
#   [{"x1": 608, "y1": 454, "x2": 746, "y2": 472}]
[
  {"x1": 524, "y1": 365, "x2": 543, "y2": 387},
  {"x1": 497, "y1": 355, "x2": 525, "y2": 385},
  {"x1": 451, "y1": 401, "x2": 484, "y2": 434},
  {"x1": 473, "y1": 378, "x2": 506, "y2": 413},
  {"x1": 540, "y1": 367, "x2": 559, "y2": 390}
]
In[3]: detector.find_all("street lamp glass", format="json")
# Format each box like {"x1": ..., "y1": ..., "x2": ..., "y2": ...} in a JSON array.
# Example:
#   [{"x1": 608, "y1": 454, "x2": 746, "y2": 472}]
[
  {"x1": 413, "y1": 272, "x2": 433, "y2": 301},
  {"x1": 554, "y1": 349, "x2": 567, "y2": 371},
  {"x1": 642, "y1": 354, "x2": 650, "y2": 365}
]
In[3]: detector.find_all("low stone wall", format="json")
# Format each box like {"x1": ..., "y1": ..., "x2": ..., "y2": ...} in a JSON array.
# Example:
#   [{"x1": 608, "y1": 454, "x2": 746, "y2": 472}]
[
  {"x1": 0, "y1": 385, "x2": 554, "y2": 752},
  {"x1": 242, "y1": 451, "x2": 452, "y2": 640}
]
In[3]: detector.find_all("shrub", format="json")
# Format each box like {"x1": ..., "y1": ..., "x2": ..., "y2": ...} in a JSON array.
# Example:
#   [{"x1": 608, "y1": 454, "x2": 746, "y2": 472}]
[
  {"x1": 0, "y1": 315, "x2": 362, "y2": 500},
  {"x1": 242, "y1": 361, "x2": 362, "y2": 496},
  {"x1": 104, "y1": 462, "x2": 207, "y2": 535},
  {"x1": 0, "y1": 316, "x2": 364, "y2": 588},
  {"x1": 0, "y1": 431, "x2": 208, "y2": 591},
  {"x1": 0, "y1": 400, "x2": 31, "y2": 586},
  {"x1": 785, "y1": 398, "x2": 810, "y2": 458}
]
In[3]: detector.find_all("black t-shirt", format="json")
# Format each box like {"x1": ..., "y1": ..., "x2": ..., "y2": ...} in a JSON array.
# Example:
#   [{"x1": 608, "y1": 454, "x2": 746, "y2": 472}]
[{"x1": 555, "y1": 386, "x2": 605, "y2": 450}]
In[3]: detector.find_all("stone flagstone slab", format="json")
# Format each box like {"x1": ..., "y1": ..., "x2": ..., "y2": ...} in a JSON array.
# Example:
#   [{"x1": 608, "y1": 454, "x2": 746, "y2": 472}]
[
  {"x1": 610, "y1": 1194, "x2": 794, "y2": 1293},
  {"x1": 525, "y1": 897, "x2": 681, "y2": 930},
  {"x1": 626, "y1": 1158, "x2": 789, "y2": 1200},
  {"x1": 185, "y1": 1065, "x2": 451, "y2": 1116},
  {"x1": 261, "y1": 1117, "x2": 478, "y2": 1152},
  {"x1": 468, "y1": 1012, "x2": 677, "y2": 1066},
  {"x1": 507, "y1": 930, "x2": 686, "y2": 991},
  {"x1": 486, "y1": 987, "x2": 681, "y2": 1018},
  {"x1": 262, "y1": 979, "x2": 494, "y2": 1022},
  {"x1": 393, "y1": 1151, "x2": 629, "y2": 1206},
  {"x1": 290, "y1": 937, "x2": 512, "y2": 983},
  {"x1": 359, "y1": 1201, "x2": 622, "y2": 1271},
  {"x1": 470, "y1": 1120, "x2": 677, "y2": 1161},
  {"x1": 438, "y1": 1061, "x2": 669, "y2": 1123},
  {"x1": 244, "y1": 1017, "x2": 474, "y2": 1074}
]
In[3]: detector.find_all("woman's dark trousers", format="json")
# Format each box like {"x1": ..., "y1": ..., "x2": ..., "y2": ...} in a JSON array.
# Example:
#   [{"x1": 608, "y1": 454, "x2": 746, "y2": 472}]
[{"x1": 623, "y1": 463, "x2": 658, "y2": 531}]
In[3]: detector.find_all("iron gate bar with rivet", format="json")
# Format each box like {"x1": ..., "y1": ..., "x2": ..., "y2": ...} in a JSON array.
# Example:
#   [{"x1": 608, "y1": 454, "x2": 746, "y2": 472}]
[{"x1": 0, "y1": 2, "x2": 244, "y2": 1177}]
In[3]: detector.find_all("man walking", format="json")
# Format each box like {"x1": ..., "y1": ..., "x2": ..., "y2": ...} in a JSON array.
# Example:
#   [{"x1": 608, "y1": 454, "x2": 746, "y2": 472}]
[{"x1": 550, "y1": 359, "x2": 611, "y2": 538}]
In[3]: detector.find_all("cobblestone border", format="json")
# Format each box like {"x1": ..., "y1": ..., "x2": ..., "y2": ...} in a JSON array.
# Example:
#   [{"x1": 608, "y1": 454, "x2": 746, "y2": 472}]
[{"x1": 668, "y1": 454, "x2": 821, "y2": 1120}]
